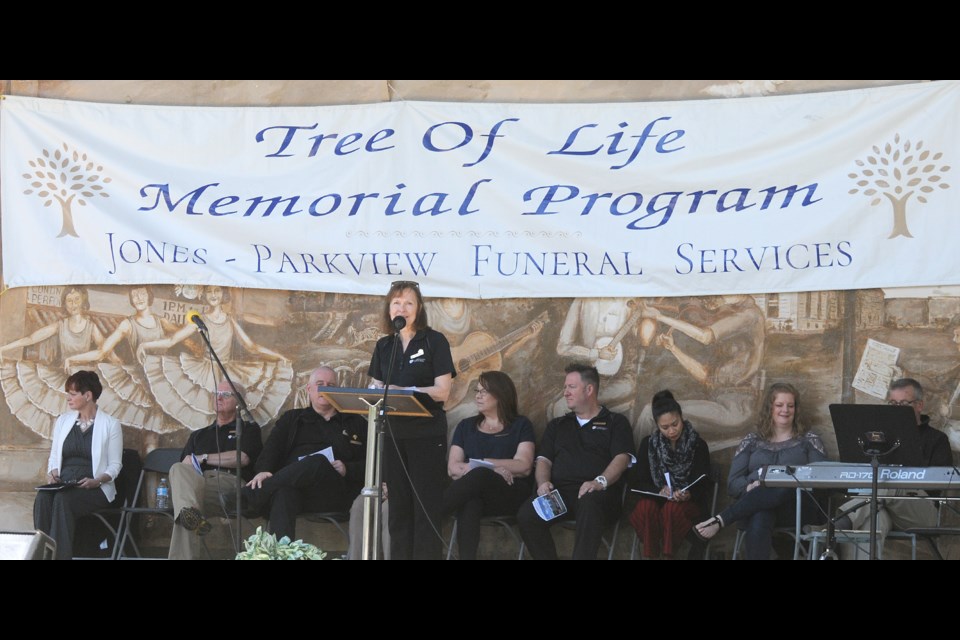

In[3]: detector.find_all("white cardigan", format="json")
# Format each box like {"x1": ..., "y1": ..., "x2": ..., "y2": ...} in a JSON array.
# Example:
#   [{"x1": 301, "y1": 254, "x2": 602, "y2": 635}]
[{"x1": 47, "y1": 410, "x2": 123, "y2": 503}]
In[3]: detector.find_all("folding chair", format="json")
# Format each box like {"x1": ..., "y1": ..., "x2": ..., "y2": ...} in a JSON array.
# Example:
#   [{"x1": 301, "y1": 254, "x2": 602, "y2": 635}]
[
  {"x1": 115, "y1": 448, "x2": 183, "y2": 559},
  {"x1": 73, "y1": 447, "x2": 141, "y2": 560}
]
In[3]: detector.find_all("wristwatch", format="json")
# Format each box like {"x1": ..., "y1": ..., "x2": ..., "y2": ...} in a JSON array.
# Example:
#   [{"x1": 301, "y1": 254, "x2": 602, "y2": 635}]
[
  {"x1": 200, "y1": 453, "x2": 209, "y2": 464},
  {"x1": 594, "y1": 475, "x2": 608, "y2": 490}
]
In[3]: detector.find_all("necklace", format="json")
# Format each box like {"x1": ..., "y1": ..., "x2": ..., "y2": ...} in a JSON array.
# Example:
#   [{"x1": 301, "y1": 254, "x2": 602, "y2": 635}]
[
  {"x1": 479, "y1": 417, "x2": 503, "y2": 434},
  {"x1": 77, "y1": 416, "x2": 95, "y2": 432}
]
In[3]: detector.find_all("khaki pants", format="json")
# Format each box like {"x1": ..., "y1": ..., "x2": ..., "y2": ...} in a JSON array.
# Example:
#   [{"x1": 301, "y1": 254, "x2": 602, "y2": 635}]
[
  {"x1": 168, "y1": 462, "x2": 240, "y2": 560},
  {"x1": 838, "y1": 490, "x2": 937, "y2": 560}
]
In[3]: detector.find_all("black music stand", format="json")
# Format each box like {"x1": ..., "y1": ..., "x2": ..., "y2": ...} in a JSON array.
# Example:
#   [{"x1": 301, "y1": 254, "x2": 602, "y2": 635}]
[
  {"x1": 828, "y1": 403, "x2": 921, "y2": 560},
  {"x1": 318, "y1": 387, "x2": 430, "y2": 560}
]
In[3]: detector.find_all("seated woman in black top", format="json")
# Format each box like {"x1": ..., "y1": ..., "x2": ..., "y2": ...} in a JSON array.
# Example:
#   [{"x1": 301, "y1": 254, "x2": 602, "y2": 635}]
[{"x1": 442, "y1": 371, "x2": 535, "y2": 560}]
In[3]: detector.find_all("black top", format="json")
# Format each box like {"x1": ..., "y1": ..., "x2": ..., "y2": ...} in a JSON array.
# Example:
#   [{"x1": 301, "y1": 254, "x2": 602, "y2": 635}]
[
  {"x1": 180, "y1": 419, "x2": 262, "y2": 482},
  {"x1": 60, "y1": 421, "x2": 95, "y2": 483},
  {"x1": 632, "y1": 435, "x2": 712, "y2": 511},
  {"x1": 368, "y1": 327, "x2": 456, "y2": 439},
  {"x1": 539, "y1": 407, "x2": 635, "y2": 492},
  {"x1": 255, "y1": 407, "x2": 367, "y2": 492},
  {"x1": 451, "y1": 415, "x2": 536, "y2": 460}
]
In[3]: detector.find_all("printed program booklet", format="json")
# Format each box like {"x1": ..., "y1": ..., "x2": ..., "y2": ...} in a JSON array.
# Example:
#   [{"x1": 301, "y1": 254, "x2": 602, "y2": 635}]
[{"x1": 533, "y1": 489, "x2": 568, "y2": 521}]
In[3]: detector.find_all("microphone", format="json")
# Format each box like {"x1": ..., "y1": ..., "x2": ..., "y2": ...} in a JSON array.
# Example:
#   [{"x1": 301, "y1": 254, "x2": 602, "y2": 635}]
[
  {"x1": 392, "y1": 316, "x2": 406, "y2": 332},
  {"x1": 186, "y1": 310, "x2": 207, "y2": 332}
]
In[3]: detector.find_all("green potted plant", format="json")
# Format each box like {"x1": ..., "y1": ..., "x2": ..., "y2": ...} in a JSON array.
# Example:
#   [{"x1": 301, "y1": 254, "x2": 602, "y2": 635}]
[{"x1": 236, "y1": 526, "x2": 327, "y2": 560}]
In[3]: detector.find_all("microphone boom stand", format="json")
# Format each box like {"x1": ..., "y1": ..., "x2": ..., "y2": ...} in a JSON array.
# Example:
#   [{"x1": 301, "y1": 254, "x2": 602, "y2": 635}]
[{"x1": 191, "y1": 321, "x2": 256, "y2": 554}]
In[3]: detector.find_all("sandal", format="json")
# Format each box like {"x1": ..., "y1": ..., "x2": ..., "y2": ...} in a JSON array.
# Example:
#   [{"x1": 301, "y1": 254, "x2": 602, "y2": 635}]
[{"x1": 693, "y1": 515, "x2": 724, "y2": 542}]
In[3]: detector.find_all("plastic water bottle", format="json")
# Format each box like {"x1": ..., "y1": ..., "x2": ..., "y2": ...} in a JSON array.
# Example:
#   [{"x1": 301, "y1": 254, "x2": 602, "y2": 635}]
[{"x1": 156, "y1": 476, "x2": 170, "y2": 510}]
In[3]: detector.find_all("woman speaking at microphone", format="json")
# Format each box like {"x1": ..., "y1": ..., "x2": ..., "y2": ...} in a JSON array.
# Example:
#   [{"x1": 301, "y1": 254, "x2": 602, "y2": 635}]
[{"x1": 368, "y1": 281, "x2": 455, "y2": 560}]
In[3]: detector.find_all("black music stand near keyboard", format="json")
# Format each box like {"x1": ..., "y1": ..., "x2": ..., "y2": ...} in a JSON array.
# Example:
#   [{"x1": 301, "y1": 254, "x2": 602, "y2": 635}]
[{"x1": 828, "y1": 403, "x2": 919, "y2": 560}]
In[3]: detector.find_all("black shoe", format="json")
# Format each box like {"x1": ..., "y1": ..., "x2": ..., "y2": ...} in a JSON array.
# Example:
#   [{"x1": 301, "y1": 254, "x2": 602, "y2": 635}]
[{"x1": 178, "y1": 506, "x2": 212, "y2": 536}]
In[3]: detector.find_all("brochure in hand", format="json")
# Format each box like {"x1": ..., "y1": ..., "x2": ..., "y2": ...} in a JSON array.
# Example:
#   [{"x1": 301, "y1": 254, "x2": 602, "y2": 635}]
[{"x1": 533, "y1": 488, "x2": 568, "y2": 521}]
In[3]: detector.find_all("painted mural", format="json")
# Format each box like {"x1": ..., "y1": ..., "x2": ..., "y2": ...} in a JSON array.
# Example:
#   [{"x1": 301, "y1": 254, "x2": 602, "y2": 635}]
[{"x1": 3, "y1": 284, "x2": 958, "y2": 462}]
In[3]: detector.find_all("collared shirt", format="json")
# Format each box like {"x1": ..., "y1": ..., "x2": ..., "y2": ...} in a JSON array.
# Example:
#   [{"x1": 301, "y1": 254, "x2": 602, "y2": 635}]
[
  {"x1": 180, "y1": 418, "x2": 262, "y2": 482},
  {"x1": 538, "y1": 406, "x2": 635, "y2": 491},
  {"x1": 368, "y1": 327, "x2": 456, "y2": 413}
]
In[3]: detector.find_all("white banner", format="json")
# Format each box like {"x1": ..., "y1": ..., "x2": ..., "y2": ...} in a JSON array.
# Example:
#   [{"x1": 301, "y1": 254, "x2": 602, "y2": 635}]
[{"x1": 2, "y1": 82, "x2": 959, "y2": 299}]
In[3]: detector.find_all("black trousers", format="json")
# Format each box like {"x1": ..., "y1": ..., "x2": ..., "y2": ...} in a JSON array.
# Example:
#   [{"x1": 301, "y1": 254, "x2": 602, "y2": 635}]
[
  {"x1": 244, "y1": 455, "x2": 350, "y2": 540},
  {"x1": 441, "y1": 468, "x2": 532, "y2": 560},
  {"x1": 383, "y1": 434, "x2": 446, "y2": 560},
  {"x1": 517, "y1": 484, "x2": 621, "y2": 560},
  {"x1": 34, "y1": 487, "x2": 111, "y2": 560}
]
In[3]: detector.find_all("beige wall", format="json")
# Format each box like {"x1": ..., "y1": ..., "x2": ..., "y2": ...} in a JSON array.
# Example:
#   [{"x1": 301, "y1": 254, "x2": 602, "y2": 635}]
[{"x1": 3, "y1": 80, "x2": 955, "y2": 559}]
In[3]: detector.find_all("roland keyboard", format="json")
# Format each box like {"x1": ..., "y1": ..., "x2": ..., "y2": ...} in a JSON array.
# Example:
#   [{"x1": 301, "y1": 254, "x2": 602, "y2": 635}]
[{"x1": 760, "y1": 462, "x2": 960, "y2": 490}]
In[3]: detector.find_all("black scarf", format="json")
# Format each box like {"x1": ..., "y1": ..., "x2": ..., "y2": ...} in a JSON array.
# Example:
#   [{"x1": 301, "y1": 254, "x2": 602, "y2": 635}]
[{"x1": 648, "y1": 419, "x2": 699, "y2": 489}]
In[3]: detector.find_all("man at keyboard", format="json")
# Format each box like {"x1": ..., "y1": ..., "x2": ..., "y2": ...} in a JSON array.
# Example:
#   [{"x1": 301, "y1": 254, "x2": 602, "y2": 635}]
[{"x1": 836, "y1": 378, "x2": 952, "y2": 559}]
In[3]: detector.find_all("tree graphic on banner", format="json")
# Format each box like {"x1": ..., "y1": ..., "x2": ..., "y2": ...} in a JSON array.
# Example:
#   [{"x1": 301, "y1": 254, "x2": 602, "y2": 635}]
[
  {"x1": 21, "y1": 143, "x2": 111, "y2": 238},
  {"x1": 849, "y1": 134, "x2": 951, "y2": 239}
]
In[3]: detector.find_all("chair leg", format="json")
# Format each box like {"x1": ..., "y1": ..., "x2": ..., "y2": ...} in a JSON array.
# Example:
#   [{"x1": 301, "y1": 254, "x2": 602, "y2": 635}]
[
  {"x1": 445, "y1": 519, "x2": 458, "y2": 560},
  {"x1": 732, "y1": 529, "x2": 745, "y2": 560},
  {"x1": 630, "y1": 531, "x2": 639, "y2": 560}
]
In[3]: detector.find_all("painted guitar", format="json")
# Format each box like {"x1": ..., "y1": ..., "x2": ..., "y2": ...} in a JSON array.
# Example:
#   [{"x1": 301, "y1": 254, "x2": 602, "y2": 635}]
[
  {"x1": 593, "y1": 300, "x2": 652, "y2": 376},
  {"x1": 447, "y1": 312, "x2": 548, "y2": 406}
]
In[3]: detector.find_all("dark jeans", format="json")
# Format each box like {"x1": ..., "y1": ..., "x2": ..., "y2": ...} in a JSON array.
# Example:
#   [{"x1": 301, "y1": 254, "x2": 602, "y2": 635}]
[
  {"x1": 442, "y1": 467, "x2": 532, "y2": 560},
  {"x1": 384, "y1": 435, "x2": 447, "y2": 560},
  {"x1": 720, "y1": 487, "x2": 820, "y2": 560},
  {"x1": 243, "y1": 455, "x2": 351, "y2": 540},
  {"x1": 34, "y1": 486, "x2": 112, "y2": 560},
  {"x1": 517, "y1": 484, "x2": 621, "y2": 560}
]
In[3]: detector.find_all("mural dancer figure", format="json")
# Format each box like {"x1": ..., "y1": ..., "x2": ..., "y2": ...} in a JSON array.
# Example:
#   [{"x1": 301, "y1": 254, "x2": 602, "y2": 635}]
[
  {"x1": 137, "y1": 286, "x2": 293, "y2": 430},
  {"x1": 64, "y1": 286, "x2": 173, "y2": 433},
  {"x1": 639, "y1": 295, "x2": 765, "y2": 447},
  {"x1": 1, "y1": 286, "x2": 117, "y2": 439}
]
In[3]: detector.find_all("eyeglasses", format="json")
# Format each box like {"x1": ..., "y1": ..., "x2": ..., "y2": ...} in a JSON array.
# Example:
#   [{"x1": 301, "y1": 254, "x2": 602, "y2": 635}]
[
  {"x1": 474, "y1": 387, "x2": 489, "y2": 397},
  {"x1": 887, "y1": 399, "x2": 918, "y2": 406},
  {"x1": 316, "y1": 382, "x2": 337, "y2": 389},
  {"x1": 391, "y1": 280, "x2": 420, "y2": 289},
  {"x1": 216, "y1": 391, "x2": 235, "y2": 398}
]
